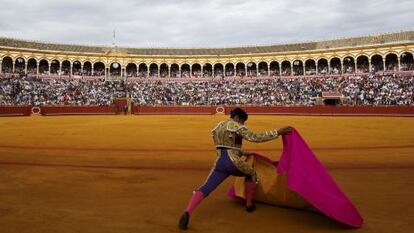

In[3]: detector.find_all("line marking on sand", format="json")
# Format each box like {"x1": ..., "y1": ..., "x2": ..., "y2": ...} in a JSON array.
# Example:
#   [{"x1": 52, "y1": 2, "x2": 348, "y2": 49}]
[
  {"x1": 0, "y1": 161, "x2": 207, "y2": 171},
  {"x1": 0, "y1": 161, "x2": 413, "y2": 171},
  {"x1": 0, "y1": 144, "x2": 413, "y2": 152}
]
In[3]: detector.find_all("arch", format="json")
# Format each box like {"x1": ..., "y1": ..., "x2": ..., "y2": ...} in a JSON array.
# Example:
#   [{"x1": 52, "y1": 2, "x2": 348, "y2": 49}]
[
  {"x1": 72, "y1": 60, "x2": 82, "y2": 75},
  {"x1": 225, "y1": 63, "x2": 235, "y2": 77},
  {"x1": 203, "y1": 63, "x2": 212, "y2": 77},
  {"x1": 170, "y1": 64, "x2": 179, "y2": 78},
  {"x1": 149, "y1": 63, "x2": 158, "y2": 77},
  {"x1": 191, "y1": 63, "x2": 202, "y2": 77},
  {"x1": 50, "y1": 60, "x2": 60, "y2": 75},
  {"x1": 83, "y1": 61, "x2": 92, "y2": 76},
  {"x1": 61, "y1": 60, "x2": 70, "y2": 75},
  {"x1": 1, "y1": 56, "x2": 13, "y2": 73},
  {"x1": 329, "y1": 57, "x2": 341, "y2": 74},
  {"x1": 258, "y1": 62, "x2": 268, "y2": 76},
  {"x1": 281, "y1": 61, "x2": 291, "y2": 76},
  {"x1": 371, "y1": 54, "x2": 384, "y2": 72},
  {"x1": 235, "y1": 62, "x2": 245, "y2": 76},
  {"x1": 343, "y1": 56, "x2": 355, "y2": 73},
  {"x1": 138, "y1": 63, "x2": 148, "y2": 77},
  {"x1": 400, "y1": 52, "x2": 414, "y2": 71},
  {"x1": 246, "y1": 62, "x2": 257, "y2": 77},
  {"x1": 126, "y1": 63, "x2": 137, "y2": 77},
  {"x1": 317, "y1": 58, "x2": 328, "y2": 74},
  {"x1": 181, "y1": 64, "x2": 190, "y2": 78},
  {"x1": 385, "y1": 53, "x2": 398, "y2": 71},
  {"x1": 304, "y1": 59, "x2": 316, "y2": 75},
  {"x1": 356, "y1": 55, "x2": 369, "y2": 73},
  {"x1": 160, "y1": 63, "x2": 169, "y2": 77},
  {"x1": 399, "y1": 51, "x2": 413, "y2": 57},
  {"x1": 269, "y1": 61, "x2": 280, "y2": 76},
  {"x1": 39, "y1": 59, "x2": 49, "y2": 74},
  {"x1": 14, "y1": 57, "x2": 26, "y2": 74},
  {"x1": 213, "y1": 63, "x2": 224, "y2": 77},
  {"x1": 385, "y1": 52, "x2": 399, "y2": 57},
  {"x1": 292, "y1": 60, "x2": 304, "y2": 76},
  {"x1": 110, "y1": 62, "x2": 121, "y2": 76},
  {"x1": 93, "y1": 62, "x2": 105, "y2": 76}
]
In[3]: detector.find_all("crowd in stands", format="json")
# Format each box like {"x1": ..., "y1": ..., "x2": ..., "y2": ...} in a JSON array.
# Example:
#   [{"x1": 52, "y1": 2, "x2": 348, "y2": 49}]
[
  {"x1": 129, "y1": 75, "x2": 414, "y2": 106},
  {"x1": 0, "y1": 74, "x2": 413, "y2": 106},
  {"x1": 0, "y1": 76, "x2": 125, "y2": 106}
]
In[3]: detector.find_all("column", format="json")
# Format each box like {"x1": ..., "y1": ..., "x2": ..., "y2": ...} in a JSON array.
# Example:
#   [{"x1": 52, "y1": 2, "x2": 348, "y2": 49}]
[
  {"x1": 302, "y1": 64, "x2": 305, "y2": 76},
  {"x1": 12, "y1": 61, "x2": 15, "y2": 73},
  {"x1": 341, "y1": 61, "x2": 344, "y2": 74},
  {"x1": 398, "y1": 57, "x2": 401, "y2": 71},
  {"x1": 368, "y1": 59, "x2": 371, "y2": 73},
  {"x1": 105, "y1": 67, "x2": 108, "y2": 79},
  {"x1": 169, "y1": 65, "x2": 172, "y2": 78},
  {"x1": 135, "y1": 64, "x2": 139, "y2": 77},
  {"x1": 290, "y1": 63, "x2": 293, "y2": 76},
  {"x1": 327, "y1": 61, "x2": 330, "y2": 74},
  {"x1": 158, "y1": 66, "x2": 161, "y2": 77},
  {"x1": 316, "y1": 63, "x2": 318, "y2": 75},
  {"x1": 59, "y1": 63, "x2": 62, "y2": 76},
  {"x1": 178, "y1": 67, "x2": 181, "y2": 78},
  {"x1": 201, "y1": 65, "x2": 204, "y2": 77},
  {"x1": 267, "y1": 63, "x2": 270, "y2": 76},
  {"x1": 92, "y1": 65, "x2": 94, "y2": 76},
  {"x1": 70, "y1": 63, "x2": 73, "y2": 77},
  {"x1": 147, "y1": 66, "x2": 150, "y2": 78},
  {"x1": 383, "y1": 58, "x2": 386, "y2": 71},
  {"x1": 0, "y1": 61, "x2": 2, "y2": 74},
  {"x1": 36, "y1": 63, "x2": 39, "y2": 77},
  {"x1": 256, "y1": 65, "x2": 259, "y2": 77},
  {"x1": 49, "y1": 63, "x2": 52, "y2": 75},
  {"x1": 244, "y1": 65, "x2": 247, "y2": 77},
  {"x1": 354, "y1": 61, "x2": 357, "y2": 73}
]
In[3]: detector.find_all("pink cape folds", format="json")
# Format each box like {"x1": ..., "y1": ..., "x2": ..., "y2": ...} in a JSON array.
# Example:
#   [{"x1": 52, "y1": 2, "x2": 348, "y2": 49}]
[{"x1": 228, "y1": 128, "x2": 363, "y2": 227}]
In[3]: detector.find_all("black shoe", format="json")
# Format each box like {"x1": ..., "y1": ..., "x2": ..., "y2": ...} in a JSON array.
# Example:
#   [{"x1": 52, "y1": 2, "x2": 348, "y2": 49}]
[
  {"x1": 246, "y1": 204, "x2": 256, "y2": 213},
  {"x1": 178, "y1": 211, "x2": 190, "y2": 230}
]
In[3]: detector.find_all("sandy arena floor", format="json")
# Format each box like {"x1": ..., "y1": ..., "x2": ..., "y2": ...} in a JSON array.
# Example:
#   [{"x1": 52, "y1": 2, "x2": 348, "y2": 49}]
[{"x1": 0, "y1": 115, "x2": 413, "y2": 233}]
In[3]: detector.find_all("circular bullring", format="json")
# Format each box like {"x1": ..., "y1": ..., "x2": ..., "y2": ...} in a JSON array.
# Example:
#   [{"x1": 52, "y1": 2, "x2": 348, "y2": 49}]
[{"x1": 0, "y1": 31, "x2": 413, "y2": 79}]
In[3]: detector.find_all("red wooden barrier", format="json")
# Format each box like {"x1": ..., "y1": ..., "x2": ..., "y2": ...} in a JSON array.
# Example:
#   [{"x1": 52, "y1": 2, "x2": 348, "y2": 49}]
[
  {"x1": 41, "y1": 106, "x2": 117, "y2": 116},
  {"x1": 227, "y1": 106, "x2": 414, "y2": 116},
  {"x1": 133, "y1": 105, "x2": 414, "y2": 116},
  {"x1": 2, "y1": 105, "x2": 413, "y2": 117},
  {"x1": 132, "y1": 105, "x2": 217, "y2": 115},
  {"x1": 0, "y1": 106, "x2": 32, "y2": 116}
]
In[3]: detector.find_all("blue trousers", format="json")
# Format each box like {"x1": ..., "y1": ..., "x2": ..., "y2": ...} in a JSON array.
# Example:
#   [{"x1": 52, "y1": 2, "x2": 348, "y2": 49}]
[{"x1": 197, "y1": 149, "x2": 253, "y2": 197}]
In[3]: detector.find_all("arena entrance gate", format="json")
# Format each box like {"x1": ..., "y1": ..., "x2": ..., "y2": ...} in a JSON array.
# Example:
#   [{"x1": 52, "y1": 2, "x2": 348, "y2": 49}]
[{"x1": 113, "y1": 98, "x2": 130, "y2": 114}]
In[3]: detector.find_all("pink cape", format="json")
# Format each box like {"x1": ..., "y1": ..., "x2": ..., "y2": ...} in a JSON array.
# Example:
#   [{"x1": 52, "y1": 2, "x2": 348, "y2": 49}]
[{"x1": 228, "y1": 128, "x2": 363, "y2": 227}]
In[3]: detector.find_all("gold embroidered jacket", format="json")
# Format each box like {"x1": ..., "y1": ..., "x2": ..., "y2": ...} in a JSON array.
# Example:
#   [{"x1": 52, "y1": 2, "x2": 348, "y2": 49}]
[{"x1": 211, "y1": 118, "x2": 279, "y2": 152}]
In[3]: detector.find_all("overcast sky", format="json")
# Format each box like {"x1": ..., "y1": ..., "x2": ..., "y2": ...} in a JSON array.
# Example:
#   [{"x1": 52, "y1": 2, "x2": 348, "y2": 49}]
[{"x1": 0, "y1": 0, "x2": 412, "y2": 48}]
